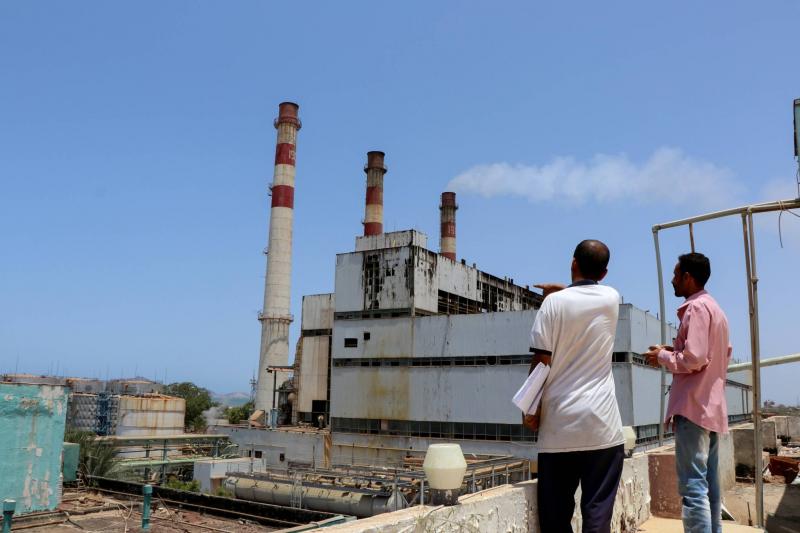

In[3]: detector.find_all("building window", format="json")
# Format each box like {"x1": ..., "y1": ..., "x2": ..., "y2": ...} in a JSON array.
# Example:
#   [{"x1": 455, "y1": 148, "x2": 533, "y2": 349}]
[
  {"x1": 344, "y1": 338, "x2": 358, "y2": 348},
  {"x1": 254, "y1": 450, "x2": 262, "y2": 459}
]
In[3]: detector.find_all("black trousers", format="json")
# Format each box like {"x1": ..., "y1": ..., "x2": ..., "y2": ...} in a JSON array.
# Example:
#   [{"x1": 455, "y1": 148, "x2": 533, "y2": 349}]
[{"x1": 537, "y1": 444, "x2": 624, "y2": 533}]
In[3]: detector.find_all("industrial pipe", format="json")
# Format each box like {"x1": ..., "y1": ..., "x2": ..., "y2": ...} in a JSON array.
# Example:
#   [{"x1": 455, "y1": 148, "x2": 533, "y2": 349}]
[
  {"x1": 727, "y1": 352, "x2": 800, "y2": 372},
  {"x1": 363, "y1": 151, "x2": 386, "y2": 236},
  {"x1": 142, "y1": 484, "x2": 152, "y2": 531},
  {"x1": 439, "y1": 192, "x2": 458, "y2": 261},
  {"x1": 255, "y1": 102, "x2": 301, "y2": 411},
  {"x1": 225, "y1": 476, "x2": 406, "y2": 518}
]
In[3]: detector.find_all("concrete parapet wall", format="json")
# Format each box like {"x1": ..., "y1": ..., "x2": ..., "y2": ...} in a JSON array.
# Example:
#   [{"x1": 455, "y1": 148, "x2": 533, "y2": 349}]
[
  {"x1": 759, "y1": 419, "x2": 779, "y2": 451},
  {"x1": 315, "y1": 481, "x2": 538, "y2": 532},
  {"x1": 648, "y1": 447, "x2": 681, "y2": 519},
  {"x1": 767, "y1": 416, "x2": 789, "y2": 439},
  {"x1": 719, "y1": 432, "x2": 736, "y2": 490},
  {"x1": 312, "y1": 455, "x2": 652, "y2": 532},
  {"x1": 731, "y1": 422, "x2": 779, "y2": 474},
  {"x1": 787, "y1": 416, "x2": 800, "y2": 440},
  {"x1": 573, "y1": 452, "x2": 651, "y2": 531}
]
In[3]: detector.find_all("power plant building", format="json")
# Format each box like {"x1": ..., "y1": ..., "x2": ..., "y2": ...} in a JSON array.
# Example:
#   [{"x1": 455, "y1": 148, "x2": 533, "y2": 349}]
[{"x1": 231, "y1": 109, "x2": 752, "y2": 468}]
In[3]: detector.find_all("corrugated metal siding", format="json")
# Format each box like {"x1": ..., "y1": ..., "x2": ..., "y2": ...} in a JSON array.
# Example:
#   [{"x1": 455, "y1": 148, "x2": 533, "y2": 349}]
[
  {"x1": 329, "y1": 308, "x2": 753, "y2": 429},
  {"x1": 333, "y1": 311, "x2": 537, "y2": 360},
  {"x1": 334, "y1": 253, "x2": 365, "y2": 313},
  {"x1": 615, "y1": 304, "x2": 679, "y2": 354},
  {"x1": 355, "y1": 230, "x2": 428, "y2": 252},
  {"x1": 331, "y1": 365, "x2": 528, "y2": 423},
  {"x1": 301, "y1": 293, "x2": 335, "y2": 331},
  {"x1": 411, "y1": 248, "x2": 438, "y2": 314},
  {"x1": 116, "y1": 396, "x2": 185, "y2": 437},
  {"x1": 296, "y1": 336, "x2": 330, "y2": 413},
  {"x1": 630, "y1": 364, "x2": 669, "y2": 426},
  {"x1": 436, "y1": 258, "x2": 480, "y2": 300}
]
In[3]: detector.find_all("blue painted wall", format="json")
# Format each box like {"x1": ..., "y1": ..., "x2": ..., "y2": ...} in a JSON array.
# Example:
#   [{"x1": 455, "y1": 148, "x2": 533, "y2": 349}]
[{"x1": 0, "y1": 383, "x2": 68, "y2": 514}]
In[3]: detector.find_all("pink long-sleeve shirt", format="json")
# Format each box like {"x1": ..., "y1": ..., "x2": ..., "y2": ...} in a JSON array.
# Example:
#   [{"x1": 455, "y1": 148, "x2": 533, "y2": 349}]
[{"x1": 658, "y1": 290, "x2": 732, "y2": 434}]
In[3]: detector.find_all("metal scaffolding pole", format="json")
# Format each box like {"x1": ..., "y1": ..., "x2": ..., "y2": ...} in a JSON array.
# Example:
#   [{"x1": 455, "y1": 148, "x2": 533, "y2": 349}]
[
  {"x1": 651, "y1": 196, "x2": 799, "y2": 528},
  {"x1": 743, "y1": 211, "x2": 764, "y2": 527},
  {"x1": 652, "y1": 229, "x2": 668, "y2": 446}
]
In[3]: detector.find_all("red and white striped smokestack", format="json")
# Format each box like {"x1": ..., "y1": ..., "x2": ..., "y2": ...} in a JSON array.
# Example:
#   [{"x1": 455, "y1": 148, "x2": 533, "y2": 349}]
[
  {"x1": 363, "y1": 151, "x2": 386, "y2": 236},
  {"x1": 255, "y1": 102, "x2": 301, "y2": 412},
  {"x1": 440, "y1": 192, "x2": 458, "y2": 261}
]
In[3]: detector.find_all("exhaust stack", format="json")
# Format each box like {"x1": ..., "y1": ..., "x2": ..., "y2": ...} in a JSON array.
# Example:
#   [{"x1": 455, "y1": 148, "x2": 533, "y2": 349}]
[
  {"x1": 363, "y1": 151, "x2": 386, "y2": 236},
  {"x1": 440, "y1": 192, "x2": 457, "y2": 261},
  {"x1": 255, "y1": 102, "x2": 301, "y2": 412}
]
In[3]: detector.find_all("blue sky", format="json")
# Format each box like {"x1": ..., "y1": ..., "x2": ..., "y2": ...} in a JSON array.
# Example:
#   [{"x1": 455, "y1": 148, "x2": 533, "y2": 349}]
[{"x1": 2, "y1": 2, "x2": 799, "y2": 403}]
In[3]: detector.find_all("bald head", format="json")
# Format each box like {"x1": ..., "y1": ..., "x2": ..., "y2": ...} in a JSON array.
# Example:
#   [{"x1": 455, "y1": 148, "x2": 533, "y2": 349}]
[{"x1": 573, "y1": 239, "x2": 610, "y2": 281}]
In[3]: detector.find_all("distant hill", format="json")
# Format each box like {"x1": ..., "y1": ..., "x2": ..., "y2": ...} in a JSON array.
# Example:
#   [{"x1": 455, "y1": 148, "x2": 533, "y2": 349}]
[{"x1": 212, "y1": 391, "x2": 251, "y2": 407}]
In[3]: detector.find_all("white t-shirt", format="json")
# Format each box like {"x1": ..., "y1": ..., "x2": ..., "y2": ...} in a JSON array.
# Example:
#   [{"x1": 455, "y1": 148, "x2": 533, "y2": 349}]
[{"x1": 530, "y1": 283, "x2": 624, "y2": 452}]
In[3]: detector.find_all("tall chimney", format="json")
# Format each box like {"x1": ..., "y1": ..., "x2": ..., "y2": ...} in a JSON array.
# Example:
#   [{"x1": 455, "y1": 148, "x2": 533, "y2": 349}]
[
  {"x1": 255, "y1": 102, "x2": 301, "y2": 413},
  {"x1": 363, "y1": 151, "x2": 386, "y2": 236},
  {"x1": 440, "y1": 192, "x2": 458, "y2": 261}
]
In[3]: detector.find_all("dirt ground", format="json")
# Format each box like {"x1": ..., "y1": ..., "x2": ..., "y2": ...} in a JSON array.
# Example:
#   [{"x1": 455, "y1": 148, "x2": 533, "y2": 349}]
[
  {"x1": 15, "y1": 492, "x2": 278, "y2": 532},
  {"x1": 724, "y1": 481, "x2": 800, "y2": 532}
]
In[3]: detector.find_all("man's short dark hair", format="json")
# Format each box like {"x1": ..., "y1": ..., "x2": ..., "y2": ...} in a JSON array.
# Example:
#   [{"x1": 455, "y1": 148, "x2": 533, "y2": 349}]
[
  {"x1": 573, "y1": 240, "x2": 610, "y2": 281},
  {"x1": 678, "y1": 253, "x2": 711, "y2": 286}
]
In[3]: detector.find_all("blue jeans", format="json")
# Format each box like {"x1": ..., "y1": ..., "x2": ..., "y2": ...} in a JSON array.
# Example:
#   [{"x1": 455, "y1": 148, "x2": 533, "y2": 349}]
[{"x1": 674, "y1": 415, "x2": 721, "y2": 533}]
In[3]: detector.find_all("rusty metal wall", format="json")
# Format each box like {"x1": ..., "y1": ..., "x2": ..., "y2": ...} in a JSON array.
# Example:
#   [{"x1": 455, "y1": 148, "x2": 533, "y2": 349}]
[
  {"x1": 296, "y1": 336, "x2": 330, "y2": 414},
  {"x1": 301, "y1": 293, "x2": 335, "y2": 331},
  {"x1": 329, "y1": 308, "x2": 753, "y2": 429},
  {"x1": 333, "y1": 310, "x2": 537, "y2": 360},
  {"x1": 355, "y1": 230, "x2": 428, "y2": 252},
  {"x1": 331, "y1": 365, "x2": 526, "y2": 423},
  {"x1": 0, "y1": 383, "x2": 68, "y2": 514},
  {"x1": 436, "y1": 258, "x2": 480, "y2": 300},
  {"x1": 116, "y1": 395, "x2": 185, "y2": 437},
  {"x1": 616, "y1": 304, "x2": 677, "y2": 354},
  {"x1": 336, "y1": 230, "x2": 538, "y2": 317}
]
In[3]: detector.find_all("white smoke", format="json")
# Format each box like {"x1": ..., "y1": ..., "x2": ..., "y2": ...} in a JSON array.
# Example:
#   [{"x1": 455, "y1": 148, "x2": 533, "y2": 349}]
[
  {"x1": 202, "y1": 405, "x2": 226, "y2": 427},
  {"x1": 447, "y1": 147, "x2": 744, "y2": 209}
]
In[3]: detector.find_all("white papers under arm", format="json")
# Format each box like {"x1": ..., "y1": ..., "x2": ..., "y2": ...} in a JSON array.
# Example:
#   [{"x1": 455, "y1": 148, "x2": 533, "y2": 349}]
[{"x1": 512, "y1": 362, "x2": 550, "y2": 415}]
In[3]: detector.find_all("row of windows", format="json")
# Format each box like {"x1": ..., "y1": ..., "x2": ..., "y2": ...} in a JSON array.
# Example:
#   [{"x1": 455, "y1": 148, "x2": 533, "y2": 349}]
[
  {"x1": 635, "y1": 414, "x2": 751, "y2": 444},
  {"x1": 332, "y1": 355, "x2": 531, "y2": 368},
  {"x1": 331, "y1": 417, "x2": 538, "y2": 442}
]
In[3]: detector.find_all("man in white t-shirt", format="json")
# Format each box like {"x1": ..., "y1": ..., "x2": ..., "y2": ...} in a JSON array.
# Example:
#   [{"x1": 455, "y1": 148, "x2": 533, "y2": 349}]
[{"x1": 526, "y1": 239, "x2": 624, "y2": 533}]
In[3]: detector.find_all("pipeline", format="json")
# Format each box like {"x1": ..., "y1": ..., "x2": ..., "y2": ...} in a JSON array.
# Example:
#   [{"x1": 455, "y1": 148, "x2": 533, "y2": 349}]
[{"x1": 225, "y1": 476, "x2": 406, "y2": 518}]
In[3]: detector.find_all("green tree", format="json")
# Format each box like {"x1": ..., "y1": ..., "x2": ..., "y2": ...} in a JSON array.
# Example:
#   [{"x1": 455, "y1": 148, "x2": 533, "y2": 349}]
[
  {"x1": 225, "y1": 401, "x2": 254, "y2": 424},
  {"x1": 65, "y1": 430, "x2": 119, "y2": 479},
  {"x1": 164, "y1": 382, "x2": 216, "y2": 432}
]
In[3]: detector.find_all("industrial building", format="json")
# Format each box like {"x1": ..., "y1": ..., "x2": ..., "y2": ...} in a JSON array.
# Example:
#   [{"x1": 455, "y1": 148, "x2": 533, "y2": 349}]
[{"x1": 214, "y1": 102, "x2": 752, "y2": 480}]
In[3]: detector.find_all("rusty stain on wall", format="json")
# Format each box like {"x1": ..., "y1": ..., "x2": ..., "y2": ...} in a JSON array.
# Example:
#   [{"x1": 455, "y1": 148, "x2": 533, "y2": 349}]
[{"x1": 0, "y1": 383, "x2": 68, "y2": 514}]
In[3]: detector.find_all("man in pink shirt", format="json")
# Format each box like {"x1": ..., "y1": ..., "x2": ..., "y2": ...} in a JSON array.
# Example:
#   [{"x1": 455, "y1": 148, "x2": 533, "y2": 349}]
[{"x1": 645, "y1": 252, "x2": 731, "y2": 533}]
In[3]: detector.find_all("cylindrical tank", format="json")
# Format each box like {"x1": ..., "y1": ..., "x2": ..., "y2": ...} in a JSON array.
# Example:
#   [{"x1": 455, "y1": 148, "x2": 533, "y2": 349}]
[
  {"x1": 224, "y1": 476, "x2": 406, "y2": 518},
  {"x1": 255, "y1": 102, "x2": 301, "y2": 411}
]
